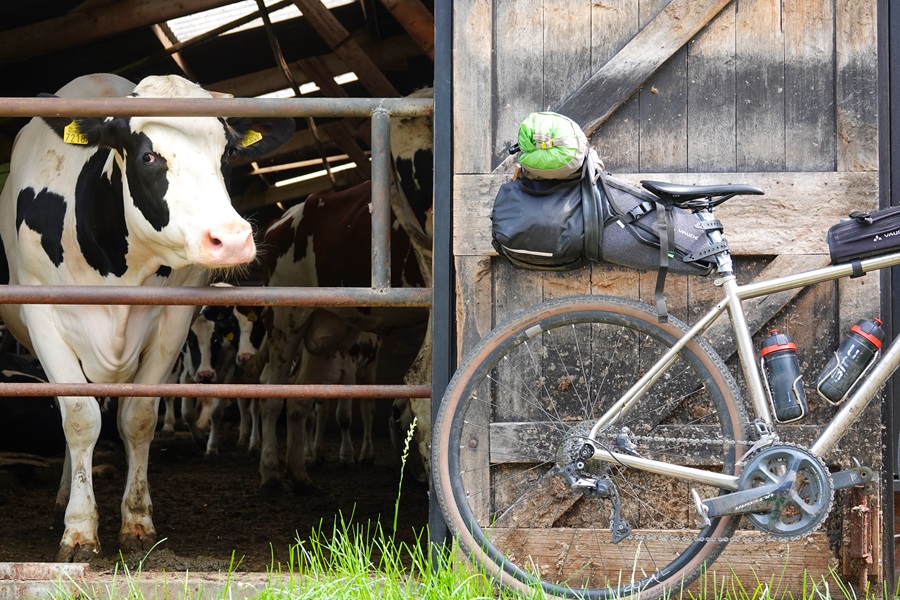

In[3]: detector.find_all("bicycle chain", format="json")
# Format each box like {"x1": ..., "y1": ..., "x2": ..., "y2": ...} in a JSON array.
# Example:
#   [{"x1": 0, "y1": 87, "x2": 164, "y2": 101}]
[{"x1": 587, "y1": 427, "x2": 828, "y2": 544}]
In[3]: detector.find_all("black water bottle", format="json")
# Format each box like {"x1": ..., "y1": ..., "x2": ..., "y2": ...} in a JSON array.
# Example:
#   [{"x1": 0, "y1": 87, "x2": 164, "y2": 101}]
[
  {"x1": 816, "y1": 318, "x2": 885, "y2": 405},
  {"x1": 760, "y1": 329, "x2": 808, "y2": 423}
]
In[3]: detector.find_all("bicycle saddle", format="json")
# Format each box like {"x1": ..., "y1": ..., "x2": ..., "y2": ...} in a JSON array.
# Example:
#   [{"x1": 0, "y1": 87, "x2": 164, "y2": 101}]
[{"x1": 641, "y1": 180, "x2": 765, "y2": 201}]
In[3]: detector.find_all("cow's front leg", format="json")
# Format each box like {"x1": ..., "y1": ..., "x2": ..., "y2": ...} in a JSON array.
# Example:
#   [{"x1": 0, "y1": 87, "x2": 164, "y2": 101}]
[
  {"x1": 259, "y1": 395, "x2": 285, "y2": 492},
  {"x1": 285, "y1": 396, "x2": 316, "y2": 491},
  {"x1": 57, "y1": 395, "x2": 103, "y2": 561},
  {"x1": 24, "y1": 314, "x2": 104, "y2": 562},
  {"x1": 116, "y1": 395, "x2": 159, "y2": 553}
]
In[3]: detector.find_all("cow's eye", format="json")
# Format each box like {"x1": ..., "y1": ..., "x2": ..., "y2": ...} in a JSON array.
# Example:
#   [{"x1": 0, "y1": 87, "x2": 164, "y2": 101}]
[{"x1": 142, "y1": 152, "x2": 158, "y2": 165}]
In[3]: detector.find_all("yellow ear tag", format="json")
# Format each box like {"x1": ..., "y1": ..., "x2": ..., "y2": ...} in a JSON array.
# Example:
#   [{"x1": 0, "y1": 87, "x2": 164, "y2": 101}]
[
  {"x1": 226, "y1": 332, "x2": 235, "y2": 341},
  {"x1": 241, "y1": 130, "x2": 263, "y2": 147},
  {"x1": 63, "y1": 121, "x2": 89, "y2": 145},
  {"x1": 247, "y1": 312, "x2": 258, "y2": 322}
]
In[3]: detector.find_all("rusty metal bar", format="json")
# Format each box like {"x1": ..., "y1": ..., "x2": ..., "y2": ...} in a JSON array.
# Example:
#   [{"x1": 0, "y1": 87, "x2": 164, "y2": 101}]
[
  {"x1": 0, "y1": 97, "x2": 433, "y2": 119},
  {"x1": 371, "y1": 108, "x2": 392, "y2": 289},
  {"x1": 0, "y1": 94, "x2": 435, "y2": 403},
  {"x1": 0, "y1": 285, "x2": 430, "y2": 307},
  {"x1": 0, "y1": 382, "x2": 430, "y2": 399}
]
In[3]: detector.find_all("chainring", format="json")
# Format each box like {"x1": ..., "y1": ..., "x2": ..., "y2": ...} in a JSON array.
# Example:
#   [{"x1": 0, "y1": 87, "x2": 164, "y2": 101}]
[{"x1": 738, "y1": 443, "x2": 833, "y2": 540}]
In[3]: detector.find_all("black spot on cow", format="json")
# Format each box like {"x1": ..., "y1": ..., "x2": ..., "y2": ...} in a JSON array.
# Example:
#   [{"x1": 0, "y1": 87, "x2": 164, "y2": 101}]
[
  {"x1": 125, "y1": 132, "x2": 170, "y2": 232},
  {"x1": 394, "y1": 147, "x2": 434, "y2": 228},
  {"x1": 16, "y1": 187, "x2": 66, "y2": 267},
  {"x1": 0, "y1": 232, "x2": 9, "y2": 285},
  {"x1": 156, "y1": 265, "x2": 172, "y2": 278},
  {"x1": 74, "y1": 149, "x2": 129, "y2": 277}
]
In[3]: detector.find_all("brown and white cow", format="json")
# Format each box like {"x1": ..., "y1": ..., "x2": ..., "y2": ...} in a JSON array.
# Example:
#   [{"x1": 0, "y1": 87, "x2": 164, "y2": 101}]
[
  {"x1": 0, "y1": 73, "x2": 293, "y2": 560},
  {"x1": 257, "y1": 178, "x2": 429, "y2": 491}
]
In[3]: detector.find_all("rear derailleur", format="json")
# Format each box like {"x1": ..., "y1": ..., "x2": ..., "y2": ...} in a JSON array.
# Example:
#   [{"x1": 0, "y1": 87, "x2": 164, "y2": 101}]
[{"x1": 558, "y1": 461, "x2": 632, "y2": 544}]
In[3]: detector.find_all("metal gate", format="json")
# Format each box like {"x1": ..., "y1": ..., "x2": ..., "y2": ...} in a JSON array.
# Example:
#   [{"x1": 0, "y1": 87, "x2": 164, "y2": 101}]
[{"x1": 0, "y1": 94, "x2": 433, "y2": 406}]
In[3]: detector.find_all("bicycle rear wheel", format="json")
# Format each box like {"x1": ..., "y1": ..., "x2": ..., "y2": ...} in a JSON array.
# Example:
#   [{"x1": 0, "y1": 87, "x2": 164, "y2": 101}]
[{"x1": 433, "y1": 295, "x2": 749, "y2": 599}]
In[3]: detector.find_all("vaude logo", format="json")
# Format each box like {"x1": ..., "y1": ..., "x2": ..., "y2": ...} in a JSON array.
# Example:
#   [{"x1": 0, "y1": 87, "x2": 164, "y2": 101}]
[
  {"x1": 677, "y1": 228, "x2": 699, "y2": 241},
  {"x1": 874, "y1": 229, "x2": 900, "y2": 241}
]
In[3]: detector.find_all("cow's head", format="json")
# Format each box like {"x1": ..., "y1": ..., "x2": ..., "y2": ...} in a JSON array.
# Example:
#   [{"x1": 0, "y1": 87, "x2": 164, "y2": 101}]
[{"x1": 40, "y1": 75, "x2": 294, "y2": 271}]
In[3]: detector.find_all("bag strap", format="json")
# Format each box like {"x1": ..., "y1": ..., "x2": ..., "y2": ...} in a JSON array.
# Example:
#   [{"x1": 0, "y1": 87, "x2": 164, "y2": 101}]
[
  {"x1": 655, "y1": 204, "x2": 676, "y2": 323},
  {"x1": 582, "y1": 159, "x2": 602, "y2": 263},
  {"x1": 598, "y1": 170, "x2": 675, "y2": 323}
]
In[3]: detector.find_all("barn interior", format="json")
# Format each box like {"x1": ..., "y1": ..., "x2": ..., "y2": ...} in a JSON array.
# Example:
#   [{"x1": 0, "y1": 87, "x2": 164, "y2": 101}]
[{"x1": 0, "y1": 0, "x2": 435, "y2": 570}]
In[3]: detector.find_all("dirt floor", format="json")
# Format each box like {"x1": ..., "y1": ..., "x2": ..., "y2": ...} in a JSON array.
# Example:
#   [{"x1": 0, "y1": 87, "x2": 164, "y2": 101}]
[{"x1": 0, "y1": 405, "x2": 430, "y2": 573}]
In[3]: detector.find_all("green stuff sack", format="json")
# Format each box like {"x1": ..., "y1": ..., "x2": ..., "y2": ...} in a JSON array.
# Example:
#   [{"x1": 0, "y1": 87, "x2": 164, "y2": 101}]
[{"x1": 516, "y1": 112, "x2": 588, "y2": 179}]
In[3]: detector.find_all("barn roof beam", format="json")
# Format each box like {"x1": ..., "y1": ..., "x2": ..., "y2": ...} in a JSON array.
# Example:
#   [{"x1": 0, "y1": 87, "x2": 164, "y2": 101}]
[
  {"x1": 0, "y1": 0, "x2": 238, "y2": 66},
  {"x1": 378, "y1": 0, "x2": 435, "y2": 61},
  {"x1": 208, "y1": 33, "x2": 421, "y2": 97},
  {"x1": 291, "y1": 0, "x2": 400, "y2": 97},
  {"x1": 556, "y1": 0, "x2": 733, "y2": 136}
]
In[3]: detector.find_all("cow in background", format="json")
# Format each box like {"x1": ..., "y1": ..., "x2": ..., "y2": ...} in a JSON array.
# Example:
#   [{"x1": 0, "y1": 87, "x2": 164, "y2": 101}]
[
  {"x1": 257, "y1": 90, "x2": 433, "y2": 492},
  {"x1": 0, "y1": 73, "x2": 294, "y2": 561}
]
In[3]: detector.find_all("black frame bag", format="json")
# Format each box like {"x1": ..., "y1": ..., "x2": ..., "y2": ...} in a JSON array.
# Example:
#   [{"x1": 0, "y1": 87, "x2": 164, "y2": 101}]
[{"x1": 826, "y1": 206, "x2": 900, "y2": 265}]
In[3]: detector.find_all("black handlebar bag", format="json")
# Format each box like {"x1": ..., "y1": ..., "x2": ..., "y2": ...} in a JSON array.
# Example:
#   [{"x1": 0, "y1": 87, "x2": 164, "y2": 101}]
[{"x1": 826, "y1": 206, "x2": 900, "y2": 265}]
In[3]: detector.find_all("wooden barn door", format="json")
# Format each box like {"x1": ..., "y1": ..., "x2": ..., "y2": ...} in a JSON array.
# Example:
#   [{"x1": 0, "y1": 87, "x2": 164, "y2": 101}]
[{"x1": 452, "y1": 0, "x2": 881, "y2": 588}]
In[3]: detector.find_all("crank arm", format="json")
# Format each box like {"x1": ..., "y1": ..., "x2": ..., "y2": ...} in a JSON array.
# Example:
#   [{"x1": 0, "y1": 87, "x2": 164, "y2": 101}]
[
  {"x1": 702, "y1": 481, "x2": 789, "y2": 518},
  {"x1": 830, "y1": 466, "x2": 872, "y2": 490}
]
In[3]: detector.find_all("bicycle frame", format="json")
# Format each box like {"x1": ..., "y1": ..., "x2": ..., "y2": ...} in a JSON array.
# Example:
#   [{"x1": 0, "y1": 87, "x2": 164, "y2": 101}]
[{"x1": 586, "y1": 212, "x2": 900, "y2": 491}]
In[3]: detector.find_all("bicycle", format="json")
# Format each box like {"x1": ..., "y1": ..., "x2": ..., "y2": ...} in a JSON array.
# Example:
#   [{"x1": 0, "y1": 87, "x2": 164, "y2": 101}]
[{"x1": 432, "y1": 179, "x2": 898, "y2": 599}]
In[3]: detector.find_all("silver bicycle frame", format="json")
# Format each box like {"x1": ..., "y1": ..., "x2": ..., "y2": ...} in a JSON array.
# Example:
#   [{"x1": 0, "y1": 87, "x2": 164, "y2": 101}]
[{"x1": 587, "y1": 210, "x2": 900, "y2": 489}]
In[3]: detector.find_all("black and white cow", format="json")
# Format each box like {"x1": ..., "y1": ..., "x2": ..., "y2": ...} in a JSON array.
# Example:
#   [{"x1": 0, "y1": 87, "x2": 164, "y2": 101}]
[
  {"x1": 0, "y1": 73, "x2": 294, "y2": 561},
  {"x1": 180, "y1": 292, "x2": 267, "y2": 456}
]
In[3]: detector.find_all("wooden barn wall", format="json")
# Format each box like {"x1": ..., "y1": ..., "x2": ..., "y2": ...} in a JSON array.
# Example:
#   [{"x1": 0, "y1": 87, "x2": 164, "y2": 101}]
[{"x1": 451, "y1": 0, "x2": 881, "y2": 588}]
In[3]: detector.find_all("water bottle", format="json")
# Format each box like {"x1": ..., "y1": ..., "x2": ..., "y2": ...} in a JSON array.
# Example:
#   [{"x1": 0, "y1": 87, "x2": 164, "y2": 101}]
[
  {"x1": 760, "y1": 329, "x2": 808, "y2": 423},
  {"x1": 816, "y1": 318, "x2": 885, "y2": 405}
]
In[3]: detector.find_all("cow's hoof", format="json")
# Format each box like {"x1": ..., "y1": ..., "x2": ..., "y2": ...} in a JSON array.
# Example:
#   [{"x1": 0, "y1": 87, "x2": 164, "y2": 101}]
[
  {"x1": 289, "y1": 479, "x2": 319, "y2": 495},
  {"x1": 358, "y1": 455, "x2": 375, "y2": 467},
  {"x1": 58, "y1": 542, "x2": 100, "y2": 563},
  {"x1": 157, "y1": 427, "x2": 175, "y2": 438},
  {"x1": 119, "y1": 531, "x2": 157, "y2": 555},
  {"x1": 259, "y1": 479, "x2": 285, "y2": 496}
]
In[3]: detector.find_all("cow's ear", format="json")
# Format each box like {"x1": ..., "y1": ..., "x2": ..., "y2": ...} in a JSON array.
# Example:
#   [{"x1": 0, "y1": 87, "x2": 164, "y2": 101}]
[
  {"x1": 226, "y1": 117, "x2": 296, "y2": 159},
  {"x1": 40, "y1": 107, "x2": 130, "y2": 150}
]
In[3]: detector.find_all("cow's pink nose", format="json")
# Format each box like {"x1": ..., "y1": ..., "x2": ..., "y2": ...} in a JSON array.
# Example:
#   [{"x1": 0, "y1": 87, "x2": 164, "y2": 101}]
[
  {"x1": 194, "y1": 370, "x2": 216, "y2": 383},
  {"x1": 202, "y1": 223, "x2": 256, "y2": 266},
  {"x1": 237, "y1": 352, "x2": 254, "y2": 366}
]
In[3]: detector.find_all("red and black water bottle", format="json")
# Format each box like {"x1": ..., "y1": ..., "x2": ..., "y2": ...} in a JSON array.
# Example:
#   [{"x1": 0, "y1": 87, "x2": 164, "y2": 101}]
[
  {"x1": 760, "y1": 329, "x2": 808, "y2": 423},
  {"x1": 816, "y1": 318, "x2": 885, "y2": 405}
]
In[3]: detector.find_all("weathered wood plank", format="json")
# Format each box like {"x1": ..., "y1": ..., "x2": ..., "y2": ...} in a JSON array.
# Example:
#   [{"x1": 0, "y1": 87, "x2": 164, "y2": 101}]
[
  {"x1": 735, "y1": 0, "x2": 785, "y2": 171},
  {"x1": 590, "y1": 1, "x2": 640, "y2": 172},
  {"x1": 835, "y1": 0, "x2": 878, "y2": 172},
  {"x1": 638, "y1": 0, "x2": 688, "y2": 171},
  {"x1": 452, "y1": 0, "x2": 493, "y2": 174},
  {"x1": 492, "y1": 0, "x2": 545, "y2": 169},
  {"x1": 555, "y1": 0, "x2": 732, "y2": 138},
  {"x1": 783, "y1": 0, "x2": 835, "y2": 171},
  {"x1": 477, "y1": 527, "x2": 834, "y2": 591},
  {"x1": 543, "y1": 2, "x2": 592, "y2": 106},
  {"x1": 686, "y1": 3, "x2": 736, "y2": 171},
  {"x1": 453, "y1": 171, "x2": 879, "y2": 257},
  {"x1": 455, "y1": 255, "x2": 493, "y2": 358}
]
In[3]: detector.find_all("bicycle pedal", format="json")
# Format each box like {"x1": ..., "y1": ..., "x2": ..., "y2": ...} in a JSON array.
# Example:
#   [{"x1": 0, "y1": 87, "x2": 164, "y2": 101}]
[{"x1": 691, "y1": 488, "x2": 711, "y2": 528}]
